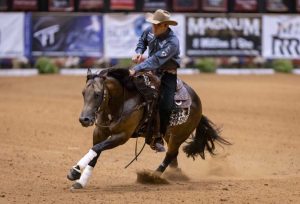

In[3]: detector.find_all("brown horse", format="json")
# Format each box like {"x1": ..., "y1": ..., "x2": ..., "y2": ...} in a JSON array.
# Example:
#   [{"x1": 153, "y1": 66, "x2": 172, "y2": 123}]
[{"x1": 67, "y1": 68, "x2": 230, "y2": 189}]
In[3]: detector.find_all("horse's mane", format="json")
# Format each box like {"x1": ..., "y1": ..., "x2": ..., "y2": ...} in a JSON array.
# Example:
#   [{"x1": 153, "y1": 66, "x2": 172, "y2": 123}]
[{"x1": 102, "y1": 68, "x2": 135, "y2": 91}]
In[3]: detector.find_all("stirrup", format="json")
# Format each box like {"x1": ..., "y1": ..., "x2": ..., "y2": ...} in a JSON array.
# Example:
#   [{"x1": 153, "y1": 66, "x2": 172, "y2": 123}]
[
  {"x1": 153, "y1": 142, "x2": 165, "y2": 152},
  {"x1": 150, "y1": 136, "x2": 165, "y2": 152}
]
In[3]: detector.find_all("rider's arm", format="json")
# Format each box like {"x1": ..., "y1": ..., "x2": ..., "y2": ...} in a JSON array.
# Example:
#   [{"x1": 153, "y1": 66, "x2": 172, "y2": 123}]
[
  {"x1": 133, "y1": 37, "x2": 179, "y2": 72},
  {"x1": 135, "y1": 29, "x2": 149, "y2": 55}
]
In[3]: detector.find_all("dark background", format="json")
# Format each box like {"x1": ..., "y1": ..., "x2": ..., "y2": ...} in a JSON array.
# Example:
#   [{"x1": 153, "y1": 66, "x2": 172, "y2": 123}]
[{"x1": 0, "y1": 0, "x2": 299, "y2": 13}]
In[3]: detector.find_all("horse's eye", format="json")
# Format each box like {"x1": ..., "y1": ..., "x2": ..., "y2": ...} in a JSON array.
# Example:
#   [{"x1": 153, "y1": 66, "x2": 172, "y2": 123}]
[{"x1": 95, "y1": 92, "x2": 101, "y2": 99}]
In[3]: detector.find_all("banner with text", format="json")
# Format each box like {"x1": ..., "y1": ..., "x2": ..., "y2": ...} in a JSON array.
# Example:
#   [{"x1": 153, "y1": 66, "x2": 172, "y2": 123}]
[
  {"x1": 263, "y1": 15, "x2": 300, "y2": 59},
  {"x1": 32, "y1": 14, "x2": 103, "y2": 57},
  {"x1": 104, "y1": 13, "x2": 185, "y2": 58},
  {"x1": 0, "y1": 13, "x2": 27, "y2": 58},
  {"x1": 186, "y1": 15, "x2": 261, "y2": 56},
  {"x1": 12, "y1": 0, "x2": 38, "y2": 11},
  {"x1": 0, "y1": 0, "x2": 8, "y2": 11}
]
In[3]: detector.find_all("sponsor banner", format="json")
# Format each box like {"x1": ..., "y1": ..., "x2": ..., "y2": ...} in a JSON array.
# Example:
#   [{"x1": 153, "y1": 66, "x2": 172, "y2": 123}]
[
  {"x1": 263, "y1": 15, "x2": 300, "y2": 59},
  {"x1": 172, "y1": 14, "x2": 186, "y2": 57},
  {"x1": 173, "y1": 0, "x2": 199, "y2": 12},
  {"x1": 104, "y1": 14, "x2": 146, "y2": 58},
  {"x1": 0, "y1": 0, "x2": 8, "y2": 11},
  {"x1": 202, "y1": 0, "x2": 227, "y2": 12},
  {"x1": 78, "y1": 0, "x2": 104, "y2": 10},
  {"x1": 32, "y1": 14, "x2": 103, "y2": 57},
  {"x1": 186, "y1": 15, "x2": 261, "y2": 56},
  {"x1": 110, "y1": 0, "x2": 135, "y2": 10},
  {"x1": 104, "y1": 13, "x2": 185, "y2": 58},
  {"x1": 143, "y1": 0, "x2": 167, "y2": 11},
  {"x1": 234, "y1": 0, "x2": 257, "y2": 12},
  {"x1": 266, "y1": 0, "x2": 288, "y2": 12},
  {"x1": 0, "y1": 13, "x2": 26, "y2": 58},
  {"x1": 12, "y1": 0, "x2": 38, "y2": 11},
  {"x1": 49, "y1": 0, "x2": 74, "y2": 11}
]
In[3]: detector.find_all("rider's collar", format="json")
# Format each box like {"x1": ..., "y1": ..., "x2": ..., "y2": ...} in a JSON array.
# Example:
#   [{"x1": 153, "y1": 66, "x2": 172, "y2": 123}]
[{"x1": 156, "y1": 28, "x2": 171, "y2": 40}]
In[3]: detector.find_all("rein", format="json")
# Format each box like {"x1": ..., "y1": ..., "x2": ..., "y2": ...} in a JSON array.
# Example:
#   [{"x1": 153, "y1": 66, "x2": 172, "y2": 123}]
[
  {"x1": 94, "y1": 76, "x2": 146, "y2": 128},
  {"x1": 124, "y1": 138, "x2": 146, "y2": 169},
  {"x1": 95, "y1": 77, "x2": 126, "y2": 128}
]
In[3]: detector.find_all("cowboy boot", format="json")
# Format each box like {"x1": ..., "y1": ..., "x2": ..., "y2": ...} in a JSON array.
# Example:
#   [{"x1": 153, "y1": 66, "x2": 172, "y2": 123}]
[
  {"x1": 151, "y1": 135, "x2": 165, "y2": 152},
  {"x1": 150, "y1": 112, "x2": 165, "y2": 152}
]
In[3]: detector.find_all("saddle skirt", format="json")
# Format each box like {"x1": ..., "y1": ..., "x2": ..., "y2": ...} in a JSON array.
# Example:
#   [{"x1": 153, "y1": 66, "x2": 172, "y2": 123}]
[
  {"x1": 169, "y1": 78, "x2": 191, "y2": 126},
  {"x1": 174, "y1": 78, "x2": 192, "y2": 109}
]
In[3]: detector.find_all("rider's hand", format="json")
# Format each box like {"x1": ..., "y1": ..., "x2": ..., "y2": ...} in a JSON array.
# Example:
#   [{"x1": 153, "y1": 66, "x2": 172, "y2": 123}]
[
  {"x1": 129, "y1": 69, "x2": 136, "y2": 76},
  {"x1": 132, "y1": 54, "x2": 143, "y2": 64}
]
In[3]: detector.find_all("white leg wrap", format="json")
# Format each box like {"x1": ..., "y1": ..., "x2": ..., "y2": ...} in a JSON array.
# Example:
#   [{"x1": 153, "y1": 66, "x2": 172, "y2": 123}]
[
  {"x1": 77, "y1": 165, "x2": 94, "y2": 187},
  {"x1": 77, "y1": 149, "x2": 97, "y2": 170}
]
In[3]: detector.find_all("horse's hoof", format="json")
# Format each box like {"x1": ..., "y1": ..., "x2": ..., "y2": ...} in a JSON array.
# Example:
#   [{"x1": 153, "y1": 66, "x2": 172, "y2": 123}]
[
  {"x1": 70, "y1": 182, "x2": 83, "y2": 192},
  {"x1": 67, "y1": 165, "x2": 81, "y2": 181}
]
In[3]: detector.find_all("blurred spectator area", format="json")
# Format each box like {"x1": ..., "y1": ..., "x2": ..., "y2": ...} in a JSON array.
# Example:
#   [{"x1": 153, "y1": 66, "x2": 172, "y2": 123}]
[{"x1": 0, "y1": 0, "x2": 299, "y2": 13}]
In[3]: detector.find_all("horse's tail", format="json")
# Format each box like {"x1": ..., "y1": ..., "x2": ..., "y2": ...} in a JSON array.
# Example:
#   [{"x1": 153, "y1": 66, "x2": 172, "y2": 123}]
[{"x1": 183, "y1": 115, "x2": 231, "y2": 160}]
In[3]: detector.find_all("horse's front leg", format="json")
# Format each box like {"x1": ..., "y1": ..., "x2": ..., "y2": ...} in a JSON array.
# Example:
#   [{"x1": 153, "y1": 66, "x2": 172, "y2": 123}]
[
  {"x1": 68, "y1": 131, "x2": 129, "y2": 188},
  {"x1": 67, "y1": 126, "x2": 110, "y2": 187}
]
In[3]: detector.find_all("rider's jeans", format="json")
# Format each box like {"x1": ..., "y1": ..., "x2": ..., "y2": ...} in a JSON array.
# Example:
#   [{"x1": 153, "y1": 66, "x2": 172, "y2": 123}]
[{"x1": 159, "y1": 72, "x2": 177, "y2": 135}]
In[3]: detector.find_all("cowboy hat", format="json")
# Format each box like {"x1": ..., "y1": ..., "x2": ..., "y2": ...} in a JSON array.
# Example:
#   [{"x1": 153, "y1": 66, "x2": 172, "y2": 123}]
[{"x1": 146, "y1": 9, "x2": 178, "y2": 26}]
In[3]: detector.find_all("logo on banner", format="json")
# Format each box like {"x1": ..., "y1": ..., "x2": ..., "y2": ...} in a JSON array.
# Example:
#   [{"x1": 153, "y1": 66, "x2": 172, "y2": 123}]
[
  {"x1": 34, "y1": 25, "x2": 60, "y2": 47},
  {"x1": 272, "y1": 21, "x2": 300, "y2": 57},
  {"x1": 32, "y1": 15, "x2": 103, "y2": 57},
  {"x1": 188, "y1": 17, "x2": 260, "y2": 36},
  {"x1": 186, "y1": 16, "x2": 261, "y2": 56}
]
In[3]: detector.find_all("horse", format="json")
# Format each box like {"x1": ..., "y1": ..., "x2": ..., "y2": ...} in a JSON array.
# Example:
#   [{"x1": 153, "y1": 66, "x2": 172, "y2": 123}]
[{"x1": 67, "y1": 68, "x2": 230, "y2": 189}]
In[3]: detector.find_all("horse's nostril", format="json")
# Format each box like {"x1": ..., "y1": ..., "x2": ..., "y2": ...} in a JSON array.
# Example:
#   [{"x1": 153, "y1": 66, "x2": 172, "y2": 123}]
[{"x1": 79, "y1": 117, "x2": 90, "y2": 123}]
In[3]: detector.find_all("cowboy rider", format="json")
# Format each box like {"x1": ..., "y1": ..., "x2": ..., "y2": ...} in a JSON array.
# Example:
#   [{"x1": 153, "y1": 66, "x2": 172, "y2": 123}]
[{"x1": 129, "y1": 9, "x2": 180, "y2": 152}]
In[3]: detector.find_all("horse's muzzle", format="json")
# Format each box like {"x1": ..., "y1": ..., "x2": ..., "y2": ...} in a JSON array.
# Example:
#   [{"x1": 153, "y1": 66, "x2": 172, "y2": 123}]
[{"x1": 79, "y1": 116, "x2": 94, "y2": 127}]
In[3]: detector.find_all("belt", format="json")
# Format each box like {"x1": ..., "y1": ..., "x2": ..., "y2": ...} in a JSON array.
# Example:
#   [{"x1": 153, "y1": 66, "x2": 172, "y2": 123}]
[
  {"x1": 156, "y1": 68, "x2": 177, "y2": 76},
  {"x1": 163, "y1": 69, "x2": 177, "y2": 75}
]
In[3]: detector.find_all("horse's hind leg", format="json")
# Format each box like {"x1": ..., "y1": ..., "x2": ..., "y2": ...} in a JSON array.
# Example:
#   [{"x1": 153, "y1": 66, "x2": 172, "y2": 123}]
[
  {"x1": 156, "y1": 152, "x2": 178, "y2": 175},
  {"x1": 169, "y1": 158, "x2": 178, "y2": 168},
  {"x1": 155, "y1": 135, "x2": 181, "y2": 175}
]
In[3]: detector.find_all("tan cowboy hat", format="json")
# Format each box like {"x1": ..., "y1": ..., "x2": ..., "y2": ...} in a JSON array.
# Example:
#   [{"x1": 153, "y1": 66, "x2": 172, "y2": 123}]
[{"x1": 146, "y1": 9, "x2": 178, "y2": 26}]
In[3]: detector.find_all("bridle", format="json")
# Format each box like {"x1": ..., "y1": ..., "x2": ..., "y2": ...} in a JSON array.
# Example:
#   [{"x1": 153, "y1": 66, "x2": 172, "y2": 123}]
[{"x1": 92, "y1": 74, "x2": 127, "y2": 128}]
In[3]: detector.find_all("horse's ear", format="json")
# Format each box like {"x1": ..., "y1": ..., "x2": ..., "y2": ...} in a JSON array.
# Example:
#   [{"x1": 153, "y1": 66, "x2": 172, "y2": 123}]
[{"x1": 87, "y1": 68, "x2": 92, "y2": 76}]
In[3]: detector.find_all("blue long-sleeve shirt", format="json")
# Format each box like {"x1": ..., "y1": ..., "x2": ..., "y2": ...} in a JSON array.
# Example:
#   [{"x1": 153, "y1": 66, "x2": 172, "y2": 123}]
[{"x1": 133, "y1": 27, "x2": 180, "y2": 72}]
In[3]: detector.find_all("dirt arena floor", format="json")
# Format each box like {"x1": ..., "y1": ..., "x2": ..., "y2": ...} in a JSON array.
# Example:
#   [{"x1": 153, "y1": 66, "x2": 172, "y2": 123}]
[{"x1": 0, "y1": 74, "x2": 299, "y2": 204}]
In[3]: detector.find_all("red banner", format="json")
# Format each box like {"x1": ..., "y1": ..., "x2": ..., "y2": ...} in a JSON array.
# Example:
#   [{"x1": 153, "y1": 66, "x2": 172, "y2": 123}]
[
  {"x1": 266, "y1": 0, "x2": 288, "y2": 12},
  {"x1": 79, "y1": 0, "x2": 104, "y2": 10},
  {"x1": 110, "y1": 0, "x2": 135, "y2": 10},
  {"x1": 12, "y1": 0, "x2": 38, "y2": 11},
  {"x1": 0, "y1": 0, "x2": 8, "y2": 11},
  {"x1": 202, "y1": 0, "x2": 228, "y2": 12},
  {"x1": 234, "y1": 0, "x2": 257, "y2": 12},
  {"x1": 173, "y1": 0, "x2": 199, "y2": 12},
  {"x1": 143, "y1": 0, "x2": 167, "y2": 11},
  {"x1": 297, "y1": 0, "x2": 300, "y2": 12},
  {"x1": 49, "y1": 0, "x2": 74, "y2": 12}
]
